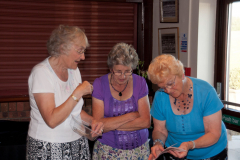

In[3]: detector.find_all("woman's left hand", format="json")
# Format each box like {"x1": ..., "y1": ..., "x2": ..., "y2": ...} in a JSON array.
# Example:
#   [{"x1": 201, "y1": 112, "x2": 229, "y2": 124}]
[
  {"x1": 91, "y1": 119, "x2": 104, "y2": 135},
  {"x1": 168, "y1": 142, "x2": 189, "y2": 158}
]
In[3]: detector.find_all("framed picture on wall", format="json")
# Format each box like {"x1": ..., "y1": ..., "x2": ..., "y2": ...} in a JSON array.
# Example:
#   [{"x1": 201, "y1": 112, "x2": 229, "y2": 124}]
[
  {"x1": 159, "y1": 0, "x2": 179, "y2": 23},
  {"x1": 158, "y1": 27, "x2": 179, "y2": 59}
]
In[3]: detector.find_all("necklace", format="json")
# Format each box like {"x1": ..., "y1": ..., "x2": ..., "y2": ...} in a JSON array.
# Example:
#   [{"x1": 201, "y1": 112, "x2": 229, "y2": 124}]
[
  {"x1": 110, "y1": 74, "x2": 129, "y2": 97},
  {"x1": 173, "y1": 83, "x2": 193, "y2": 114}
]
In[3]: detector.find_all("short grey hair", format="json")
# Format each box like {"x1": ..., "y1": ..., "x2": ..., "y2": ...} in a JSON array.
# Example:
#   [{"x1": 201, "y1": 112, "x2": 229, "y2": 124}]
[
  {"x1": 47, "y1": 25, "x2": 89, "y2": 57},
  {"x1": 107, "y1": 43, "x2": 139, "y2": 69}
]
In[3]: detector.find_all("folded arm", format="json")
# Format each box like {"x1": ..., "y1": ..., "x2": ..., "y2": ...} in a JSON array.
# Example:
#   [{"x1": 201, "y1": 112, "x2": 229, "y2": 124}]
[
  {"x1": 117, "y1": 95, "x2": 151, "y2": 131},
  {"x1": 92, "y1": 97, "x2": 143, "y2": 133}
]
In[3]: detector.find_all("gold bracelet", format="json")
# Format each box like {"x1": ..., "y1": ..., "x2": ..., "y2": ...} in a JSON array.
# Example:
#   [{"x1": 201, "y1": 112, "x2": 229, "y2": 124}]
[{"x1": 71, "y1": 95, "x2": 79, "y2": 102}]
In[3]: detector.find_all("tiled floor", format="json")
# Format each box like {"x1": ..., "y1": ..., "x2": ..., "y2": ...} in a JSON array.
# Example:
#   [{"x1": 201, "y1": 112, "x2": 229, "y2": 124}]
[{"x1": 228, "y1": 135, "x2": 240, "y2": 160}]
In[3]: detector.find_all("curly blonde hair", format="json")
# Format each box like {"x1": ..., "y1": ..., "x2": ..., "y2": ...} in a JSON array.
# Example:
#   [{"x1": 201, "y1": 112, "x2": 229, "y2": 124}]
[
  {"x1": 107, "y1": 43, "x2": 139, "y2": 69},
  {"x1": 47, "y1": 25, "x2": 89, "y2": 57},
  {"x1": 147, "y1": 54, "x2": 184, "y2": 84}
]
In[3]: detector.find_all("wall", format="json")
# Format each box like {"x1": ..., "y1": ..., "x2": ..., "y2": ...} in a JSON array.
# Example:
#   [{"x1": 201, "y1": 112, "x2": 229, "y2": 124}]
[
  {"x1": 0, "y1": 96, "x2": 153, "y2": 121},
  {"x1": 152, "y1": 0, "x2": 191, "y2": 68},
  {"x1": 197, "y1": 0, "x2": 217, "y2": 86},
  {"x1": 152, "y1": 0, "x2": 217, "y2": 86},
  {"x1": 0, "y1": 99, "x2": 93, "y2": 121},
  {"x1": 0, "y1": 102, "x2": 31, "y2": 121},
  {"x1": 188, "y1": 0, "x2": 200, "y2": 78}
]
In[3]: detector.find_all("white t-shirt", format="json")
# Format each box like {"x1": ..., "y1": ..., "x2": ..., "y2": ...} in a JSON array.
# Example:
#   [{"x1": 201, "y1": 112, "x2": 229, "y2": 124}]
[{"x1": 28, "y1": 57, "x2": 83, "y2": 143}]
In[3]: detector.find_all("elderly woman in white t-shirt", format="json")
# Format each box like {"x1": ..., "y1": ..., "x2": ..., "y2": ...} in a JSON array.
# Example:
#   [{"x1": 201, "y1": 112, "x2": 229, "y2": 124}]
[{"x1": 27, "y1": 25, "x2": 103, "y2": 160}]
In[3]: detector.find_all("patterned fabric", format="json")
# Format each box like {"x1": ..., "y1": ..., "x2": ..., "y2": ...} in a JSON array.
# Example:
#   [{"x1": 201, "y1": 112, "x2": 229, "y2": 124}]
[
  {"x1": 112, "y1": 98, "x2": 142, "y2": 150},
  {"x1": 92, "y1": 140, "x2": 150, "y2": 160},
  {"x1": 26, "y1": 136, "x2": 90, "y2": 160},
  {"x1": 114, "y1": 130, "x2": 141, "y2": 150}
]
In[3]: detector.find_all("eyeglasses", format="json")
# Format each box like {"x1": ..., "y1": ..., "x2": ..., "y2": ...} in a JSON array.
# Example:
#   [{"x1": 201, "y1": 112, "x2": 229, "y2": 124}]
[
  {"x1": 75, "y1": 48, "x2": 86, "y2": 55},
  {"x1": 159, "y1": 75, "x2": 176, "y2": 91},
  {"x1": 112, "y1": 70, "x2": 132, "y2": 76}
]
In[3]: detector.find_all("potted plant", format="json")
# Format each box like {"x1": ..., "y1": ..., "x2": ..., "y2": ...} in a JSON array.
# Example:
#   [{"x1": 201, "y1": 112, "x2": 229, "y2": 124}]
[{"x1": 136, "y1": 60, "x2": 148, "y2": 79}]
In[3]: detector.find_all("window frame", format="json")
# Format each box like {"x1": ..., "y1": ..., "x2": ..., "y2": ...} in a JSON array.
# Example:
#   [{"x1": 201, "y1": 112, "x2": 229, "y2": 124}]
[{"x1": 215, "y1": 0, "x2": 240, "y2": 132}]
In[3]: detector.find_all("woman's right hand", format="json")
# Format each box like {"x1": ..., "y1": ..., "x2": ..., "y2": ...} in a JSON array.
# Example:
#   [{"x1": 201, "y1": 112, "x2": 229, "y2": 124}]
[
  {"x1": 74, "y1": 81, "x2": 93, "y2": 97},
  {"x1": 148, "y1": 144, "x2": 165, "y2": 160}
]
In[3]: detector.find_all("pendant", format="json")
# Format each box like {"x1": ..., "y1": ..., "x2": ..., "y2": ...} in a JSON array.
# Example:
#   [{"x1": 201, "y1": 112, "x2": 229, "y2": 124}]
[{"x1": 119, "y1": 92, "x2": 122, "y2": 96}]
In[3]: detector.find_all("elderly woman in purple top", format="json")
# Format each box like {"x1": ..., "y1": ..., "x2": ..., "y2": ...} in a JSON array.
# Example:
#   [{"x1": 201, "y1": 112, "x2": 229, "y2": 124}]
[{"x1": 92, "y1": 42, "x2": 151, "y2": 159}]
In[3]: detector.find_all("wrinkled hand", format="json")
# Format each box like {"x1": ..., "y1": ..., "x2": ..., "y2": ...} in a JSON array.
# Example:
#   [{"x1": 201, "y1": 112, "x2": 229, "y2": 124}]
[
  {"x1": 75, "y1": 81, "x2": 93, "y2": 97},
  {"x1": 128, "y1": 111, "x2": 140, "y2": 121},
  {"x1": 91, "y1": 119, "x2": 104, "y2": 137},
  {"x1": 168, "y1": 142, "x2": 189, "y2": 158},
  {"x1": 148, "y1": 144, "x2": 164, "y2": 160}
]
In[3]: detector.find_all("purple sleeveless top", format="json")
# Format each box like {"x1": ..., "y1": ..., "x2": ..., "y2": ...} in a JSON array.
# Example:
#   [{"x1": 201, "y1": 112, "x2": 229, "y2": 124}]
[{"x1": 92, "y1": 74, "x2": 149, "y2": 150}]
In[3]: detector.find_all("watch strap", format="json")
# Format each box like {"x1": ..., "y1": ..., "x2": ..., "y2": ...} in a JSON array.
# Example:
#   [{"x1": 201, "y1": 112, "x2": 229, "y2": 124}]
[{"x1": 71, "y1": 95, "x2": 79, "y2": 102}]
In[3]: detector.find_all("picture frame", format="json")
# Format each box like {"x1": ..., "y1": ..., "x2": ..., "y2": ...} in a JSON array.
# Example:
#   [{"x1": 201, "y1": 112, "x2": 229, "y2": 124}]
[
  {"x1": 159, "y1": 0, "x2": 179, "y2": 23},
  {"x1": 158, "y1": 27, "x2": 179, "y2": 59}
]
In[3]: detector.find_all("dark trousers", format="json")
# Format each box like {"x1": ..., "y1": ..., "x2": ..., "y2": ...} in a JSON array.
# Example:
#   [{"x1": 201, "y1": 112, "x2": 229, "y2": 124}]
[{"x1": 157, "y1": 147, "x2": 228, "y2": 160}]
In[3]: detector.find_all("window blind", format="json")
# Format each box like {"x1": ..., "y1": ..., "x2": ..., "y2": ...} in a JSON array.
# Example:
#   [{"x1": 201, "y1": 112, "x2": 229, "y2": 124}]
[{"x1": 0, "y1": 0, "x2": 137, "y2": 97}]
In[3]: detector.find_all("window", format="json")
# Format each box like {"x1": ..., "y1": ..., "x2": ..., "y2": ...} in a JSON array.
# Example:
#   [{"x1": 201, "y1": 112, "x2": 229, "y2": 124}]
[
  {"x1": 226, "y1": 2, "x2": 240, "y2": 111},
  {"x1": 215, "y1": 1, "x2": 240, "y2": 158}
]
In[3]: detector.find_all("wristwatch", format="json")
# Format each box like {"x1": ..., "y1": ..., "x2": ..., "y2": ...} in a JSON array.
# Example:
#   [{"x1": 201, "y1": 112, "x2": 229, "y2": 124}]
[{"x1": 71, "y1": 95, "x2": 79, "y2": 102}]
